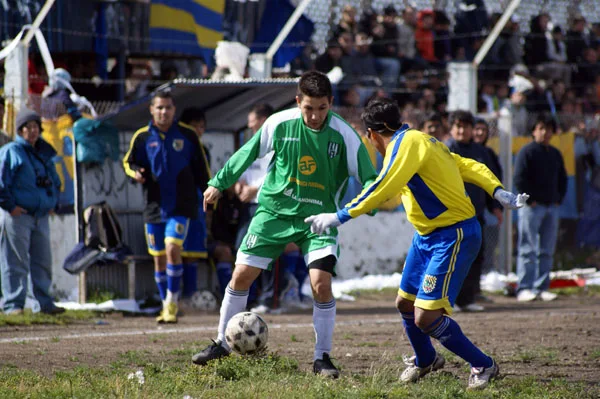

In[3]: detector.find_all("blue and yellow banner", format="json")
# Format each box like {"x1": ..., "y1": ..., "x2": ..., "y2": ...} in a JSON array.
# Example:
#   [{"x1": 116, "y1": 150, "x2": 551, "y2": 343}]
[{"x1": 149, "y1": 0, "x2": 224, "y2": 65}]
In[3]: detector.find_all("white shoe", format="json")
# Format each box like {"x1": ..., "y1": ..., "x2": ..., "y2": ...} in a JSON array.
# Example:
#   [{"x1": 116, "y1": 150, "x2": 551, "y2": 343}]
[
  {"x1": 463, "y1": 303, "x2": 485, "y2": 312},
  {"x1": 250, "y1": 304, "x2": 270, "y2": 314},
  {"x1": 453, "y1": 305, "x2": 462, "y2": 313},
  {"x1": 538, "y1": 291, "x2": 557, "y2": 301},
  {"x1": 400, "y1": 353, "x2": 445, "y2": 383},
  {"x1": 517, "y1": 289, "x2": 537, "y2": 302},
  {"x1": 468, "y1": 359, "x2": 499, "y2": 390}
]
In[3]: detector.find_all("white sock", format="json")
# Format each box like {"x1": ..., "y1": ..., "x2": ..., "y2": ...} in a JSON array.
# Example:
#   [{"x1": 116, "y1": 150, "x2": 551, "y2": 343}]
[
  {"x1": 217, "y1": 285, "x2": 249, "y2": 350},
  {"x1": 313, "y1": 299, "x2": 336, "y2": 360},
  {"x1": 165, "y1": 290, "x2": 179, "y2": 304}
]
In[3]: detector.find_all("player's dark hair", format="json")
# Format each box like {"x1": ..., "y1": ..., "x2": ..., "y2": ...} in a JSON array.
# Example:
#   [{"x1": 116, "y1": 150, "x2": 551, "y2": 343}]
[
  {"x1": 180, "y1": 107, "x2": 205, "y2": 124},
  {"x1": 250, "y1": 103, "x2": 274, "y2": 119},
  {"x1": 531, "y1": 112, "x2": 557, "y2": 133},
  {"x1": 448, "y1": 110, "x2": 474, "y2": 127},
  {"x1": 297, "y1": 71, "x2": 333, "y2": 99},
  {"x1": 419, "y1": 110, "x2": 442, "y2": 129},
  {"x1": 151, "y1": 89, "x2": 174, "y2": 105},
  {"x1": 361, "y1": 97, "x2": 402, "y2": 136}
]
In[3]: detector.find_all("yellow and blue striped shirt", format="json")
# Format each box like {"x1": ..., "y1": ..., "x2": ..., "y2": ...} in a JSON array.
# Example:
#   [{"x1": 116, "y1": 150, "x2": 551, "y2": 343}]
[{"x1": 337, "y1": 126, "x2": 503, "y2": 235}]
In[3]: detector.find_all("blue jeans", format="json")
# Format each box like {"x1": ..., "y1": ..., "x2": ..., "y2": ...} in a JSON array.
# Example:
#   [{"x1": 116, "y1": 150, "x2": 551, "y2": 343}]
[
  {"x1": 374, "y1": 57, "x2": 401, "y2": 87},
  {"x1": 516, "y1": 205, "x2": 559, "y2": 293},
  {"x1": 0, "y1": 211, "x2": 55, "y2": 312}
]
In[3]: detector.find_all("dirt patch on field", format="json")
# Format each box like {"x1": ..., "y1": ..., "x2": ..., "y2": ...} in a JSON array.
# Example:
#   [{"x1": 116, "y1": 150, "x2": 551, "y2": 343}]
[{"x1": 1, "y1": 292, "x2": 599, "y2": 385}]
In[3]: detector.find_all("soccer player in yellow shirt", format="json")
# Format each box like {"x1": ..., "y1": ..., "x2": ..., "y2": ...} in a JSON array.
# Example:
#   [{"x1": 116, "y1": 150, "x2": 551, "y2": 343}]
[{"x1": 306, "y1": 98, "x2": 528, "y2": 390}]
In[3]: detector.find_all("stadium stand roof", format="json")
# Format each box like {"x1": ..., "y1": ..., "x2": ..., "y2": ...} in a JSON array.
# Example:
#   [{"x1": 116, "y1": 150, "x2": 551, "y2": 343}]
[{"x1": 104, "y1": 78, "x2": 299, "y2": 132}]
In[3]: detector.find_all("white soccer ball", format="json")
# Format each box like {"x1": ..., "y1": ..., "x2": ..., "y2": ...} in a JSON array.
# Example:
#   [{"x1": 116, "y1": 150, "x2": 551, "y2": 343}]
[
  {"x1": 189, "y1": 290, "x2": 218, "y2": 311},
  {"x1": 225, "y1": 311, "x2": 269, "y2": 355}
]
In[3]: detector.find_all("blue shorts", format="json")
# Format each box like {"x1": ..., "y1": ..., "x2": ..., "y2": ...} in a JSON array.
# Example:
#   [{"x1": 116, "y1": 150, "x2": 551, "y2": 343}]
[
  {"x1": 398, "y1": 217, "x2": 481, "y2": 315},
  {"x1": 145, "y1": 217, "x2": 191, "y2": 256},
  {"x1": 182, "y1": 217, "x2": 208, "y2": 259}
]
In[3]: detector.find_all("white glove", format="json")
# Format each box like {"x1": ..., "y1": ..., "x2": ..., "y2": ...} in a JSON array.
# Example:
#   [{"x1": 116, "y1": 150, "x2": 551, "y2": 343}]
[
  {"x1": 494, "y1": 189, "x2": 530, "y2": 209},
  {"x1": 304, "y1": 213, "x2": 341, "y2": 235}
]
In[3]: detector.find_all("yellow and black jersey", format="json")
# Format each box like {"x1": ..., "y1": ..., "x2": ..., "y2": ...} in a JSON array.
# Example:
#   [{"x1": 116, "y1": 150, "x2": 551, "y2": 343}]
[{"x1": 337, "y1": 126, "x2": 503, "y2": 235}]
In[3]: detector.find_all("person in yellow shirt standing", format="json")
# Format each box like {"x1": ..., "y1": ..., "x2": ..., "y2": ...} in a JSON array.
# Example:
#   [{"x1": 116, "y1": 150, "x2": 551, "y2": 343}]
[{"x1": 306, "y1": 98, "x2": 529, "y2": 390}]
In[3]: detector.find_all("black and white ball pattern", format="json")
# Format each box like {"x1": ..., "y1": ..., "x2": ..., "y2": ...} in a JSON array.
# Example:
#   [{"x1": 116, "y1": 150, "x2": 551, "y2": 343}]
[{"x1": 225, "y1": 312, "x2": 268, "y2": 355}]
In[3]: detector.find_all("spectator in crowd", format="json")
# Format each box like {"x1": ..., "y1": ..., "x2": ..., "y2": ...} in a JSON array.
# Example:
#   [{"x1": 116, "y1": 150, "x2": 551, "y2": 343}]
[
  {"x1": 566, "y1": 14, "x2": 590, "y2": 64},
  {"x1": 332, "y1": 5, "x2": 359, "y2": 39},
  {"x1": 397, "y1": 6, "x2": 418, "y2": 68},
  {"x1": 473, "y1": 119, "x2": 504, "y2": 275},
  {"x1": 0, "y1": 98, "x2": 11, "y2": 147},
  {"x1": 487, "y1": 14, "x2": 522, "y2": 79},
  {"x1": 434, "y1": 10, "x2": 453, "y2": 64},
  {"x1": 514, "y1": 114, "x2": 567, "y2": 302},
  {"x1": 0, "y1": 108, "x2": 64, "y2": 315},
  {"x1": 123, "y1": 91, "x2": 210, "y2": 323},
  {"x1": 415, "y1": 9, "x2": 437, "y2": 63},
  {"x1": 504, "y1": 72, "x2": 533, "y2": 136},
  {"x1": 337, "y1": 31, "x2": 355, "y2": 57},
  {"x1": 419, "y1": 110, "x2": 446, "y2": 141},
  {"x1": 524, "y1": 13, "x2": 550, "y2": 69},
  {"x1": 543, "y1": 26, "x2": 571, "y2": 87},
  {"x1": 178, "y1": 107, "x2": 212, "y2": 303},
  {"x1": 574, "y1": 48, "x2": 600, "y2": 90},
  {"x1": 340, "y1": 32, "x2": 379, "y2": 89},
  {"x1": 445, "y1": 110, "x2": 503, "y2": 311},
  {"x1": 370, "y1": 6, "x2": 401, "y2": 87},
  {"x1": 453, "y1": 0, "x2": 489, "y2": 61},
  {"x1": 314, "y1": 40, "x2": 343, "y2": 74}
]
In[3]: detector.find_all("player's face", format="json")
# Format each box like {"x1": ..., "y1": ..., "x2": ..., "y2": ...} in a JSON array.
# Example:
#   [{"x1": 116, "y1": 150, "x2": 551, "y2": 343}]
[
  {"x1": 296, "y1": 95, "x2": 332, "y2": 130},
  {"x1": 366, "y1": 128, "x2": 387, "y2": 156},
  {"x1": 247, "y1": 112, "x2": 266, "y2": 134},
  {"x1": 189, "y1": 119, "x2": 206, "y2": 138},
  {"x1": 532, "y1": 122, "x2": 554, "y2": 145},
  {"x1": 450, "y1": 121, "x2": 473, "y2": 143},
  {"x1": 150, "y1": 97, "x2": 176, "y2": 131},
  {"x1": 473, "y1": 123, "x2": 488, "y2": 144},
  {"x1": 423, "y1": 120, "x2": 442, "y2": 139}
]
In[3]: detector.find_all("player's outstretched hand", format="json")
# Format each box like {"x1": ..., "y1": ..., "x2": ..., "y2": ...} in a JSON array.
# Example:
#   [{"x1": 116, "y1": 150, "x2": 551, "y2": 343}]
[
  {"x1": 494, "y1": 189, "x2": 530, "y2": 209},
  {"x1": 304, "y1": 213, "x2": 341, "y2": 235},
  {"x1": 203, "y1": 186, "x2": 222, "y2": 212}
]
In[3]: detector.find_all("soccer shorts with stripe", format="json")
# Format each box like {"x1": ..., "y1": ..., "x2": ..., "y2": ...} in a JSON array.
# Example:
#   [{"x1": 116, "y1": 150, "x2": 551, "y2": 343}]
[
  {"x1": 398, "y1": 217, "x2": 481, "y2": 315},
  {"x1": 145, "y1": 216, "x2": 191, "y2": 256},
  {"x1": 237, "y1": 206, "x2": 339, "y2": 274},
  {"x1": 181, "y1": 217, "x2": 208, "y2": 258}
]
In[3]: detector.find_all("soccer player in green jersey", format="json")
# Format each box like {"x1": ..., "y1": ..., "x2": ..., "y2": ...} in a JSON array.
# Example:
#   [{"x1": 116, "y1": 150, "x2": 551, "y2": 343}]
[{"x1": 191, "y1": 71, "x2": 378, "y2": 377}]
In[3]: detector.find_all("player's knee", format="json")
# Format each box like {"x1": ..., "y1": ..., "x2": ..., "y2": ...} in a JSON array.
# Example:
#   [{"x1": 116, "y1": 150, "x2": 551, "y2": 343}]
[
  {"x1": 165, "y1": 242, "x2": 182, "y2": 262},
  {"x1": 213, "y1": 244, "x2": 233, "y2": 262},
  {"x1": 230, "y1": 265, "x2": 260, "y2": 290},
  {"x1": 395, "y1": 296, "x2": 414, "y2": 313},
  {"x1": 414, "y1": 308, "x2": 444, "y2": 332},
  {"x1": 310, "y1": 279, "x2": 333, "y2": 302}
]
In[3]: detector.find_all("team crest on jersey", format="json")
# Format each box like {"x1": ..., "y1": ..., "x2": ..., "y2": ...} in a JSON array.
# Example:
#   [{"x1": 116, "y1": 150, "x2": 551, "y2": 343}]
[
  {"x1": 298, "y1": 155, "x2": 317, "y2": 175},
  {"x1": 327, "y1": 142, "x2": 340, "y2": 158},
  {"x1": 172, "y1": 139, "x2": 184, "y2": 151},
  {"x1": 246, "y1": 234, "x2": 258, "y2": 249},
  {"x1": 422, "y1": 274, "x2": 437, "y2": 294},
  {"x1": 175, "y1": 223, "x2": 185, "y2": 235}
]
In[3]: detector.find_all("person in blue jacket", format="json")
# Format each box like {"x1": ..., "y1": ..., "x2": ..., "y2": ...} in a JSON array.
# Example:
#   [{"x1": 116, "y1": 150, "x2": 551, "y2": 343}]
[{"x1": 0, "y1": 108, "x2": 64, "y2": 315}]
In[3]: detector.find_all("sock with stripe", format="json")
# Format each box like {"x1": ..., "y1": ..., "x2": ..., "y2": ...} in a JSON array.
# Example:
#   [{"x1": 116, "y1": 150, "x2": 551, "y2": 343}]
[
  {"x1": 313, "y1": 299, "x2": 336, "y2": 360},
  {"x1": 217, "y1": 285, "x2": 249, "y2": 350},
  {"x1": 166, "y1": 263, "x2": 183, "y2": 304},
  {"x1": 426, "y1": 316, "x2": 493, "y2": 368},
  {"x1": 401, "y1": 311, "x2": 437, "y2": 367},
  {"x1": 182, "y1": 262, "x2": 198, "y2": 298},
  {"x1": 154, "y1": 270, "x2": 167, "y2": 301}
]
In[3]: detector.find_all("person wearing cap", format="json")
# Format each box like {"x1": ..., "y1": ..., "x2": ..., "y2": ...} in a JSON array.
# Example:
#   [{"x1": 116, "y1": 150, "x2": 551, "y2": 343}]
[
  {"x1": 566, "y1": 14, "x2": 589, "y2": 64},
  {"x1": 0, "y1": 108, "x2": 64, "y2": 315}
]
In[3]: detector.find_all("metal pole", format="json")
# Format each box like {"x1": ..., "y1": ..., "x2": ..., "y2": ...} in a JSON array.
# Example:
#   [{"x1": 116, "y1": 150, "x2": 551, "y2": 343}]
[
  {"x1": 265, "y1": 0, "x2": 312, "y2": 60},
  {"x1": 473, "y1": 0, "x2": 521, "y2": 67},
  {"x1": 22, "y1": 0, "x2": 57, "y2": 45}
]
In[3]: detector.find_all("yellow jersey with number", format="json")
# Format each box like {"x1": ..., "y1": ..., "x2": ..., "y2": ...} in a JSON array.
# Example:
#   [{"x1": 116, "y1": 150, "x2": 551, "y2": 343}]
[{"x1": 338, "y1": 126, "x2": 503, "y2": 235}]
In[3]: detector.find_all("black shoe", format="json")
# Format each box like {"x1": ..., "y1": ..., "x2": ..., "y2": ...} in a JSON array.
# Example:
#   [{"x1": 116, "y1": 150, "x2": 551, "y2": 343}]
[
  {"x1": 313, "y1": 353, "x2": 340, "y2": 379},
  {"x1": 192, "y1": 340, "x2": 230, "y2": 365},
  {"x1": 42, "y1": 306, "x2": 66, "y2": 315}
]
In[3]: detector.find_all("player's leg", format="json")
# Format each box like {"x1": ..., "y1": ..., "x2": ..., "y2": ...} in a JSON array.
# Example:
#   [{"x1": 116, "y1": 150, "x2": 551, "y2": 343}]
[
  {"x1": 192, "y1": 208, "x2": 289, "y2": 365},
  {"x1": 413, "y1": 218, "x2": 498, "y2": 390},
  {"x1": 212, "y1": 243, "x2": 234, "y2": 299},
  {"x1": 300, "y1": 231, "x2": 340, "y2": 378},
  {"x1": 397, "y1": 233, "x2": 444, "y2": 382},
  {"x1": 181, "y1": 217, "x2": 209, "y2": 300},
  {"x1": 145, "y1": 223, "x2": 168, "y2": 321},
  {"x1": 162, "y1": 217, "x2": 191, "y2": 323}
]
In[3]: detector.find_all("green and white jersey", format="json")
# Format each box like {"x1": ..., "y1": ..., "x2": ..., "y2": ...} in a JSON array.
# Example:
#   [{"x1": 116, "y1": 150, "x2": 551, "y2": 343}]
[{"x1": 209, "y1": 108, "x2": 378, "y2": 218}]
